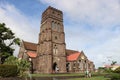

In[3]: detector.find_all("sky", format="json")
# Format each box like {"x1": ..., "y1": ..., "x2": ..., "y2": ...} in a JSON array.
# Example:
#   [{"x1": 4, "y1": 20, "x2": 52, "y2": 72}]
[{"x1": 0, "y1": 0, "x2": 120, "y2": 68}]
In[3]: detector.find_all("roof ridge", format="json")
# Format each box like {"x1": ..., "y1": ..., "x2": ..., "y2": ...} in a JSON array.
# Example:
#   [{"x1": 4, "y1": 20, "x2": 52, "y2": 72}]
[
  {"x1": 23, "y1": 40, "x2": 37, "y2": 45},
  {"x1": 22, "y1": 40, "x2": 37, "y2": 51},
  {"x1": 67, "y1": 52, "x2": 81, "y2": 61},
  {"x1": 69, "y1": 52, "x2": 80, "y2": 56}
]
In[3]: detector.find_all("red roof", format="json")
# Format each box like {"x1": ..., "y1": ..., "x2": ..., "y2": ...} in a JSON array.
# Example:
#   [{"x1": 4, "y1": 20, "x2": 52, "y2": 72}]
[
  {"x1": 23, "y1": 41, "x2": 37, "y2": 51},
  {"x1": 66, "y1": 49, "x2": 79, "y2": 56},
  {"x1": 67, "y1": 52, "x2": 81, "y2": 61},
  {"x1": 27, "y1": 51, "x2": 37, "y2": 58},
  {"x1": 103, "y1": 65, "x2": 112, "y2": 68}
]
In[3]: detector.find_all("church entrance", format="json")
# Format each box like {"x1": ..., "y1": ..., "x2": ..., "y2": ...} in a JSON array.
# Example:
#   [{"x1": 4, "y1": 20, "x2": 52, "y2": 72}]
[
  {"x1": 66, "y1": 63, "x2": 70, "y2": 72},
  {"x1": 53, "y1": 62, "x2": 57, "y2": 73}
]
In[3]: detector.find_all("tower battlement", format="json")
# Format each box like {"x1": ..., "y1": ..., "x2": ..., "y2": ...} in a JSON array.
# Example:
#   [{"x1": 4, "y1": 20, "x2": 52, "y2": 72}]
[{"x1": 41, "y1": 6, "x2": 63, "y2": 23}]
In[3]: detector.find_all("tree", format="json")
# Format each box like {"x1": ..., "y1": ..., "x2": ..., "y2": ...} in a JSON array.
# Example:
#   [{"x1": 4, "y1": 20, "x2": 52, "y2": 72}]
[
  {"x1": 111, "y1": 61, "x2": 117, "y2": 66},
  {"x1": 4, "y1": 56, "x2": 30, "y2": 77},
  {"x1": 4, "y1": 56, "x2": 18, "y2": 65},
  {"x1": 0, "y1": 23, "x2": 20, "y2": 64}
]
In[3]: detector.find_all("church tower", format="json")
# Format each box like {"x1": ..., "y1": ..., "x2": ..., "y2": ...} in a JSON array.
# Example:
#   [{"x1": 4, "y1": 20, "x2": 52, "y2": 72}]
[{"x1": 36, "y1": 6, "x2": 67, "y2": 73}]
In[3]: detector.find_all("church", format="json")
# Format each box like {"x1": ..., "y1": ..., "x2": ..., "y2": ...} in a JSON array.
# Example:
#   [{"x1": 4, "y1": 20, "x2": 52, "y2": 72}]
[{"x1": 18, "y1": 6, "x2": 95, "y2": 73}]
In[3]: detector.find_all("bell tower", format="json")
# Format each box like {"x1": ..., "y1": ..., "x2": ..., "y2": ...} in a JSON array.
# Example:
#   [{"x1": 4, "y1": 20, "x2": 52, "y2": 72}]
[{"x1": 36, "y1": 6, "x2": 66, "y2": 73}]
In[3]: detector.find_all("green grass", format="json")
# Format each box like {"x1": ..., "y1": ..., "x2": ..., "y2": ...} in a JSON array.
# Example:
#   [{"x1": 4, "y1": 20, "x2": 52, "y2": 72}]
[
  {"x1": 68, "y1": 76, "x2": 110, "y2": 80},
  {"x1": 31, "y1": 73, "x2": 111, "y2": 80},
  {"x1": 32, "y1": 73, "x2": 84, "y2": 77},
  {"x1": 31, "y1": 72, "x2": 107, "y2": 77}
]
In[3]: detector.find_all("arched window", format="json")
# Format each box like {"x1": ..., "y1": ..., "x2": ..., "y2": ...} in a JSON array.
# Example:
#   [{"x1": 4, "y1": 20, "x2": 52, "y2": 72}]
[
  {"x1": 66, "y1": 63, "x2": 70, "y2": 72},
  {"x1": 84, "y1": 60, "x2": 87, "y2": 69},
  {"x1": 78, "y1": 60, "x2": 81, "y2": 69},
  {"x1": 53, "y1": 62, "x2": 57, "y2": 71},
  {"x1": 58, "y1": 23, "x2": 61, "y2": 32},
  {"x1": 52, "y1": 11, "x2": 55, "y2": 14},
  {"x1": 55, "y1": 36, "x2": 57, "y2": 40},
  {"x1": 55, "y1": 22, "x2": 57, "y2": 30},
  {"x1": 52, "y1": 21, "x2": 55, "y2": 30},
  {"x1": 53, "y1": 44, "x2": 58, "y2": 54}
]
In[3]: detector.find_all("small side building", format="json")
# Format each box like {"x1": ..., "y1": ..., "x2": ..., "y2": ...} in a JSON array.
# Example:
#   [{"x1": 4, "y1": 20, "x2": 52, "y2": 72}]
[
  {"x1": 66, "y1": 50, "x2": 95, "y2": 73},
  {"x1": 18, "y1": 40, "x2": 37, "y2": 73}
]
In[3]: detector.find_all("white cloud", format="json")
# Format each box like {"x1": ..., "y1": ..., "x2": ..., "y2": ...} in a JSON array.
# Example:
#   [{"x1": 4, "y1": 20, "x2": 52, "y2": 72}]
[
  {"x1": 0, "y1": 2, "x2": 39, "y2": 56},
  {"x1": 39, "y1": 0, "x2": 120, "y2": 67},
  {"x1": 39, "y1": 0, "x2": 120, "y2": 27}
]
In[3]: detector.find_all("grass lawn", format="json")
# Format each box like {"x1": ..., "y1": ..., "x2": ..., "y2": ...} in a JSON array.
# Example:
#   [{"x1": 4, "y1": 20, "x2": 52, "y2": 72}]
[
  {"x1": 31, "y1": 73, "x2": 110, "y2": 80},
  {"x1": 68, "y1": 76, "x2": 110, "y2": 80},
  {"x1": 32, "y1": 72, "x2": 107, "y2": 77},
  {"x1": 32, "y1": 73, "x2": 84, "y2": 77}
]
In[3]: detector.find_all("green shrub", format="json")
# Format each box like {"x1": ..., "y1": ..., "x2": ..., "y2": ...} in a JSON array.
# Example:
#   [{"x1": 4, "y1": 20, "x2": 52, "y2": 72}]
[
  {"x1": 0, "y1": 64, "x2": 18, "y2": 77},
  {"x1": 110, "y1": 73, "x2": 120, "y2": 80},
  {"x1": 17, "y1": 59, "x2": 30, "y2": 77},
  {"x1": 4, "y1": 56, "x2": 30, "y2": 77}
]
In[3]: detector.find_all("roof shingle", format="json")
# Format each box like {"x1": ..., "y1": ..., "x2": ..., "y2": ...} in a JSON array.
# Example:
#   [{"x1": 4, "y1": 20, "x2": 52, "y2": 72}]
[
  {"x1": 67, "y1": 52, "x2": 81, "y2": 61},
  {"x1": 66, "y1": 49, "x2": 78, "y2": 56},
  {"x1": 23, "y1": 41, "x2": 37, "y2": 51},
  {"x1": 27, "y1": 51, "x2": 37, "y2": 58}
]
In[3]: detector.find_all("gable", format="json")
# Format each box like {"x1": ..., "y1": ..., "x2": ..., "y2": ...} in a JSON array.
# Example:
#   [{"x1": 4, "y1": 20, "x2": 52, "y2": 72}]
[
  {"x1": 79, "y1": 51, "x2": 87, "y2": 59},
  {"x1": 67, "y1": 51, "x2": 88, "y2": 62}
]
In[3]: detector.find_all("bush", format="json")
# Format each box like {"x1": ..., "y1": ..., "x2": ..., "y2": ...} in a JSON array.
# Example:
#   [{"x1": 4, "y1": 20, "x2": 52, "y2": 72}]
[
  {"x1": 0, "y1": 64, "x2": 18, "y2": 77},
  {"x1": 110, "y1": 73, "x2": 120, "y2": 80},
  {"x1": 108, "y1": 67, "x2": 120, "y2": 80},
  {"x1": 4, "y1": 56, "x2": 30, "y2": 77}
]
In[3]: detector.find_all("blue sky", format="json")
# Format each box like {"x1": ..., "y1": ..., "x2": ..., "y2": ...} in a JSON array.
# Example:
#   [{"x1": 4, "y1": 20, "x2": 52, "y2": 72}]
[{"x1": 0, "y1": 0, "x2": 120, "y2": 68}]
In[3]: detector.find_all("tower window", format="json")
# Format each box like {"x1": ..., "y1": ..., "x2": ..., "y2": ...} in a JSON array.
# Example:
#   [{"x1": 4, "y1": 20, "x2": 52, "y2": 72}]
[
  {"x1": 79, "y1": 60, "x2": 81, "y2": 62},
  {"x1": 52, "y1": 11, "x2": 55, "y2": 14},
  {"x1": 42, "y1": 30, "x2": 44, "y2": 33},
  {"x1": 52, "y1": 21, "x2": 55, "y2": 30},
  {"x1": 55, "y1": 36, "x2": 57, "y2": 40},
  {"x1": 53, "y1": 44, "x2": 58, "y2": 54},
  {"x1": 58, "y1": 23, "x2": 61, "y2": 32}
]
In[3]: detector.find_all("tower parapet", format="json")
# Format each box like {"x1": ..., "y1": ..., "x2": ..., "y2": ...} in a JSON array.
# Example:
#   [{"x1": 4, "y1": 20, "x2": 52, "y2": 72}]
[{"x1": 41, "y1": 6, "x2": 63, "y2": 23}]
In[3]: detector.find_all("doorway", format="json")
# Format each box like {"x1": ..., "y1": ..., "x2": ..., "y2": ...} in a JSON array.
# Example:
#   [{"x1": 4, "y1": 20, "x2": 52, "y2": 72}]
[
  {"x1": 53, "y1": 62, "x2": 57, "y2": 72},
  {"x1": 66, "y1": 63, "x2": 70, "y2": 72}
]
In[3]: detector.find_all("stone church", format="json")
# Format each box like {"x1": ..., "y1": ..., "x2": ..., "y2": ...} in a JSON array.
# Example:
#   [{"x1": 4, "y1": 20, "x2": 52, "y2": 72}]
[{"x1": 18, "y1": 6, "x2": 95, "y2": 73}]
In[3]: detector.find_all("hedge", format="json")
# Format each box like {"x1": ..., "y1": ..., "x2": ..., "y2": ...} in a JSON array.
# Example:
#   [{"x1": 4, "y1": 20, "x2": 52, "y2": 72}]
[
  {"x1": 110, "y1": 73, "x2": 120, "y2": 80},
  {"x1": 0, "y1": 64, "x2": 18, "y2": 77}
]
